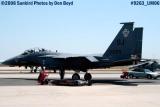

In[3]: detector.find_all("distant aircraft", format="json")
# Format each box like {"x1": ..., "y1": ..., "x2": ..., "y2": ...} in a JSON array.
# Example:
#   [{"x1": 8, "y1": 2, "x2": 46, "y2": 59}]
[{"x1": 2, "y1": 22, "x2": 143, "y2": 81}]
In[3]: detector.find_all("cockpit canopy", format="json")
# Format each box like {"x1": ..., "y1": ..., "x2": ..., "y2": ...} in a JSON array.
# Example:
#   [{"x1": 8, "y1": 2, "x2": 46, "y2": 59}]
[{"x1": 21, "y1": 48, "x2": 50, "y2": 55}]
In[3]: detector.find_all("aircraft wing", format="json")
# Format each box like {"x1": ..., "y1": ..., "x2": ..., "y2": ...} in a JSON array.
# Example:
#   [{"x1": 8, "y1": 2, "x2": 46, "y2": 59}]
[
  {"x1": 63, "y1": 56, "x2": 100, "y2": 70},
  {"x1": 40, "y1": 54, "x2": 99, "y2": 62},
  {"x1": 39, "y1": 55, "x2": 100, "y2": 70}
]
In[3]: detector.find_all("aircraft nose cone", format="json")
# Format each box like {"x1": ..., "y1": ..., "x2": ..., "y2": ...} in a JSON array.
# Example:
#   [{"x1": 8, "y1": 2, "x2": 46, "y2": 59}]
[
  {"x1": 2, "y1": 59, "x2": 12, "y2": 65},
  {"x1": 2, "y1": 58, "x2": 18, "y2": 66},
  {"x1": 1, "y1": 60, "x2": 7, "y2": 65}
]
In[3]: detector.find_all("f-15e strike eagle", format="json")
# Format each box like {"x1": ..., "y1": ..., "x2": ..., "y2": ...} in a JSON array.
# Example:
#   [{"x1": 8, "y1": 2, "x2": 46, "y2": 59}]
[{"x1": 2, "y1": 22, "x2": 143, "y2": 81}]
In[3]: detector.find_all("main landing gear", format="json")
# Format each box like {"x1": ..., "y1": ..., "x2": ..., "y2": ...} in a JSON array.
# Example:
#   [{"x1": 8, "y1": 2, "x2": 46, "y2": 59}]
[
  {"x1": 72, "y1": 72, "x2": 92, "y2": 81},
  {"x1": 72, "y1": 73, "x2": 80, "y2": 80},
  {"x1": 58, "y1": 69, "x2": 92, "y2": 81},
  {"x1": 84, "y1": 73, "x2": 92, "y2": 81}
]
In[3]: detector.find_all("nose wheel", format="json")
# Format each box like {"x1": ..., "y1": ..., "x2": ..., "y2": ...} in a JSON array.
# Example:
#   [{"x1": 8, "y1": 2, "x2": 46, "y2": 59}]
[
  {"x1": 84, "y1": 73, "x2": 92, "y2": 81},
  {"x1": 72, "y1": 73, "x2": 80, "y2": 80}
]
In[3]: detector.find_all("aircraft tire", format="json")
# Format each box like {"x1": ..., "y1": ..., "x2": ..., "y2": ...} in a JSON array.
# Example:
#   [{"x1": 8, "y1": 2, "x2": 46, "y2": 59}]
[
  {"x1": 84, "y1": 73, "x2": 92, "y2": 81},
  {"x1": 72, "y1": 73, "x2": 80, "y2": 80}
]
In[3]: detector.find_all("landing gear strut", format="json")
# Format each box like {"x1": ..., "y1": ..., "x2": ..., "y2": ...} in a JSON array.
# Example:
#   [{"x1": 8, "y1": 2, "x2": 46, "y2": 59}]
[
  {"x1": 53, "y1": 69, "x2": 56, "y2": 73},
  {"x1": 59, "y1": 69, "x2": 65, "y2": 80},
  {"x1": 30, "y1": 66, "x2": 33, "y2": 73},
  {"x1": 34, "y1": 67, "x2": 38, "y2": 73}
]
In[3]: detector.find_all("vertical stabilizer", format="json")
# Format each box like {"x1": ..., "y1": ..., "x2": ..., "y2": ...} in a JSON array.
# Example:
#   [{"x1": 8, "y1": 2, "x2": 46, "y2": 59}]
[
  {"x1": 103, "y1": 22, "x2": 143, "y2": 62},
  {"x1": 132, "y1": 28, "x2": 143, "y2": 60}
]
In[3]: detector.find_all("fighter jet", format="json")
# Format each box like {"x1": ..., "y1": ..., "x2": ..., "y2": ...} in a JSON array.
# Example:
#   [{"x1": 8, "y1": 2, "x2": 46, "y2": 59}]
[{"x1": 2, "y1": 22, "x2": 143, "y2": 80}]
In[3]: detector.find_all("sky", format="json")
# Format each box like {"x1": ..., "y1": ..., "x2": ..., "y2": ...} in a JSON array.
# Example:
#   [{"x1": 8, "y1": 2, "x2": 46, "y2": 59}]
[{"x1": 0, "y1": 0, "x2": 160, "y2": 60}]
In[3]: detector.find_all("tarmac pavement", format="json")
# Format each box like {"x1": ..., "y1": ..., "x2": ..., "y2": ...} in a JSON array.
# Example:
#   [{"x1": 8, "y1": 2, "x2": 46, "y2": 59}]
[
  {"x1": 0, "y1": 69, "x2": 160, "y2": 107},
  {"x1": 0, "y1": 73, "x2": 160, "y2": 86}
]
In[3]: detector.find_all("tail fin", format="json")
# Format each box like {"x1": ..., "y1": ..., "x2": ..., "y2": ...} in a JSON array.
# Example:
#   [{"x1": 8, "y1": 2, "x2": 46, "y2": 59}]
[
  {"x1": 103, "y1": 22, "x2": 143, "y2": 62},
  {"x1": 132, "y1": 28, "x2": 143, "y2": 60}
]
